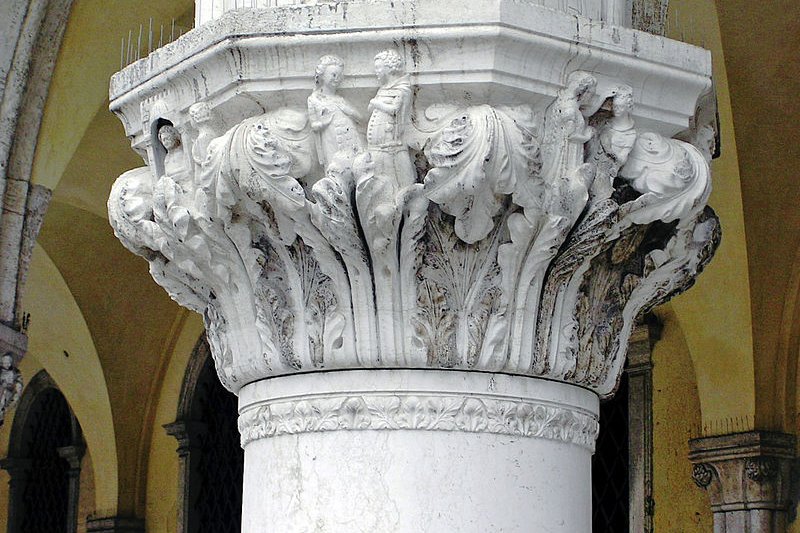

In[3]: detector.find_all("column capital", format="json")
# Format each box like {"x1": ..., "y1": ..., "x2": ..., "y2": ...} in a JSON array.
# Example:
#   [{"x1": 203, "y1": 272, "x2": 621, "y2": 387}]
[
  {"x1": 57, "y1": 443, "x2": 86, "y2": 471},
  {"x1": 108, "y1": 1, "x2": 719, "y2": 400},
  {"x1": 164, "y1": 419, "x2": 207, "y2": 454},
  {"x1": 689, "y1": 431, "x2": 795, "y2": 531}
]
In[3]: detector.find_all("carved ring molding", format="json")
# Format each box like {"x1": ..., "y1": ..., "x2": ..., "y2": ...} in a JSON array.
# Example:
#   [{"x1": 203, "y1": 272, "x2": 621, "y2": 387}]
[{"x1": 238, "y1": 391, "x2": 599, "y2": 450}]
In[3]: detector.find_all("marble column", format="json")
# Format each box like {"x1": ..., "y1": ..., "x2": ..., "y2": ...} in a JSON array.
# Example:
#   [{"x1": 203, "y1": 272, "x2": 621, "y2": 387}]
[
  {"x1": 108, "y1": 1, "x2": 719, "y2": 530},
  {"x1": 690, "y1": 431, "x2": 795, "y2": 533}
]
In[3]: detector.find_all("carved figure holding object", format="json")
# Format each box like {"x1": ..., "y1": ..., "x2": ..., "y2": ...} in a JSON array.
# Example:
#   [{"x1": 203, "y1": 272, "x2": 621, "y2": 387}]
[
  {"x1": 367, "y1": 49, "x2": 416, "y2": 190},
  {"x1": 154, "y1": 124, "x2": 192, "y2": 240},
  {"x1": 599, "y1": 85, "x2": 637, "y2": 169},
  {"x1": 589, "y1": 84, "x2": 637, "y2": 201},
  {"x1": 308, "y1": 55, "x2": 365, "y2": 168}
]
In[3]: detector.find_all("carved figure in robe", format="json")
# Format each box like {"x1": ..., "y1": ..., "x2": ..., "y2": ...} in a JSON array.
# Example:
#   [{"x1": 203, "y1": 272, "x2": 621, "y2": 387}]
[
  {"x1": 307, "y1": 55, "x2": 365, "y2": 168},
  {"x1": 0, "y1": 353, "x2": 22, "y2": 423},
  {"x1": 154, "y1": 124, "x2": 192, "y2": 239},
  {"x1": 589, "y1": 84, "x2": 637, "y2": 201},
  {"x1": 539, "y1": 71, "x2": 599, "y2": 222},
  {"x1": 367, "y1": 49, "x2": 416, "y2": 190},
  {"x1": 189, "y1": 102, "x2": 224, "y2": 167}
]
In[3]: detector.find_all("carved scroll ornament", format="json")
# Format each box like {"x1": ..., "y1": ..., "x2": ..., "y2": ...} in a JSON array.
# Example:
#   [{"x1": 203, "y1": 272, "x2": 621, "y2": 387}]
[{"x1": 109, "y1": 53, "x2": 719, "y2": 396}]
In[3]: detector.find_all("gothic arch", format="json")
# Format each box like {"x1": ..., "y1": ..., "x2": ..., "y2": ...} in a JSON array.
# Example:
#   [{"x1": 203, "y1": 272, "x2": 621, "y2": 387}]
[
  {"x1": 4, "y1": 370, "x2": 84, "y2": 533},
  {"x1": 165, "y1": 335, "x2": 242, "y2": 533}
]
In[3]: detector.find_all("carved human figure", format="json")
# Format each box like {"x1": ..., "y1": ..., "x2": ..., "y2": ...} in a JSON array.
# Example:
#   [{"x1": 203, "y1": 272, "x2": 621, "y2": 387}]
[
  {"x1": 367, "y1": 49, "x2": 415, "y2": 189},
  {"x1": 307, "y1": 55, "x2": 365, "y2": 168},
  {"x1": 158, "y1": 125, "x2": 190, "y2": 182},
  {"x1": 189, "y1": 102, "x2": 223, "y2": 167},
  {"x1": 540, "y1": 71, "x2": 598, "y2": 185},
  {"x1": 590, "y1": 84, "x2": 637, "y2": 200},
  {"x1": 0, "y1": 353, "x2": 22, "y2": 423},
  {"x1": 599, "y1": 85, "x2": 637, "y2": 169},
  {"x1": 155, "y1": 124, "x2": 192, "y2": 239}
]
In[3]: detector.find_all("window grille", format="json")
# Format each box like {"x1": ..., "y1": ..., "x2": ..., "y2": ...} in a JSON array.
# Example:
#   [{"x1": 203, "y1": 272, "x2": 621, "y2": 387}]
[
  {"x1": 191, "y1": 359, "x2": 244, "y2": 533},
  {"x1": 592, "y1": 372, "x2": 630, "y2": 532},
  {"x1": 18, "y1": 388, "x2": 73, "y2": 533}
]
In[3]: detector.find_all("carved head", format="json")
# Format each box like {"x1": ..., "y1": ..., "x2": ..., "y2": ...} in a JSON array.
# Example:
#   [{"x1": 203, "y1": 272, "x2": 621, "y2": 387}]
[
  {"x1": 189, "y1": 102, "x2": 213, "y2": 125},
  {"x1": 610, "y1": 85, "x2": 634, "y2": 116},
  {"x1": 158, "y1": 125, "x2": 181, "y2": 151},
  {"x1": 315, "y1": 55, "x2": 345, "y2": 89},
  {"x1": 374, "y1": 50, "x2": 404, "y2": 83},
  {"x1": 565, "y1": 71, "x2": 597, "y2": 104},
  {"x1": 0, "y1": 354, "x2": 13, "y2": 370}
]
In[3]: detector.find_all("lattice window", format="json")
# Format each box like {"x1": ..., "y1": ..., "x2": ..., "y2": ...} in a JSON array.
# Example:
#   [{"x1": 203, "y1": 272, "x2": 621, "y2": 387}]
[
  {"x1": 592, "y1": 373, "x2": 630, "y2": 532},
  {"x1": 190, "y1": 359, "x2": 244, "y2": 533},
  {"x1": 18, "y1": 388, "x2": 73, "y2": 533}
]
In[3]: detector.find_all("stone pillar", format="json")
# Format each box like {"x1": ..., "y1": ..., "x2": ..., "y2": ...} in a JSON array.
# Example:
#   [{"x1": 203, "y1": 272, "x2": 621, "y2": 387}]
[
  {"x1": 627, "y1": 322, "x2": 656, "y2": 532},
  {"x1": 0, "y1": 456, "x2": 31, "y2": 533},
  {"x1": 108, "y1": 1, "x2": 719, "y2": 531},
  {"x1": 689, "y1": 431, "x2": 795, "y2": 533},
  {"x1": 57, "y1": 443, "x2": 86, "y2": 533},
  {"x1": 239, "y1": 370, "x2": 598, "y2": 531},
  {"x1": 164, "y1": 419, "x2": 207, "y2": 533}
]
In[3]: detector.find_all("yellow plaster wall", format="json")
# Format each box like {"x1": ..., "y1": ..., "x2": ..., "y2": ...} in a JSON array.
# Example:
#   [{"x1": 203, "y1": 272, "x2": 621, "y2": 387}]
[
  {"x1": 651, "y1": 306, "x2": 713, "y2": 531},
  {"x1": 666, "y1": 0, "x2": 756, "y2": 433},
  {"x1": 30, "y1": 0, "x2": 193, "y2": 191},
  {"x1": 145, "y1": 312, "x2": 205, "y2": 532},
  {"x1": 21, "y1": 244, "x2": 119, "y2": 515}
]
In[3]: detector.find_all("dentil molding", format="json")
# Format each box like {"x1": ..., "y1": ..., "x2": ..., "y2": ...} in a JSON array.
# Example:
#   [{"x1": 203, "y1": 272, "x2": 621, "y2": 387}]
[{"x1": 108, "y1": 1, "x2": 719, "y2": 398}]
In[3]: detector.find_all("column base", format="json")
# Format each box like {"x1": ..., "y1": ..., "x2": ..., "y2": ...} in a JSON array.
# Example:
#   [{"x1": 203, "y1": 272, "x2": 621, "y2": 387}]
[{"x1": 238, "y1": 369, "x2": 599, "y2": 533}]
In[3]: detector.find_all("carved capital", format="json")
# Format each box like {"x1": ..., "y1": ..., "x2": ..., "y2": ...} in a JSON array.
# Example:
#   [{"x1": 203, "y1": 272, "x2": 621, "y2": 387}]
[
  {"x1": 108, "y1": 4, "x2": 717, "y2": 399},
  {"x1": 689, "y1": 431, "x2": 795, "y2": 531}
]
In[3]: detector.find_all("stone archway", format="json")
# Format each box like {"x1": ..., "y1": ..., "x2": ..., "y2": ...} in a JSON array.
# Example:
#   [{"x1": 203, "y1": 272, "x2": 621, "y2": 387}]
[
  {"x1": 165, "y1": 335, "x2": 243, "y2": 533},
  {"x1": 2, "y1": 370, "x2": 84, "y2": 533}
]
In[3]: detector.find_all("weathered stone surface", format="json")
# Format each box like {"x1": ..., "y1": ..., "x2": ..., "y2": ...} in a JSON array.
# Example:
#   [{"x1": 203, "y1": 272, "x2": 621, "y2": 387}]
[
  {"x1": 689, "y1": 431, "x2": 795, "y2": 533},
  {"x1": 107, "y1": 2, "x2": 719, "y2": 530},
  {"x1": 108, "y1": 2, "x2": 717, "y2": 398}
]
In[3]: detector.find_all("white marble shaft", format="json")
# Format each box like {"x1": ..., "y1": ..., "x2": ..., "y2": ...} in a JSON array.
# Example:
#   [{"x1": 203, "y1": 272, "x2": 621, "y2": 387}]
[
  {"x1": 108, "y1": 2, "x2": 718, "y2": 531},
  {"x1": 238, "y1": 370, "x2": 599, "y2": 532}
]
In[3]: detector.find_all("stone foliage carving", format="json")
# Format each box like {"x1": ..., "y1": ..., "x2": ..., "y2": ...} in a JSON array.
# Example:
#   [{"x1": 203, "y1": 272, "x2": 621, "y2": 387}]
[
  {"x1": 692, "y1": 463, "x2": 715, "y2": 488},
  {"x1": 238, "y1": 391, "x2": 599, "y2": 451},
  {"x1": 109, "y1": 52, "x2": 719, "y2": 396}
]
